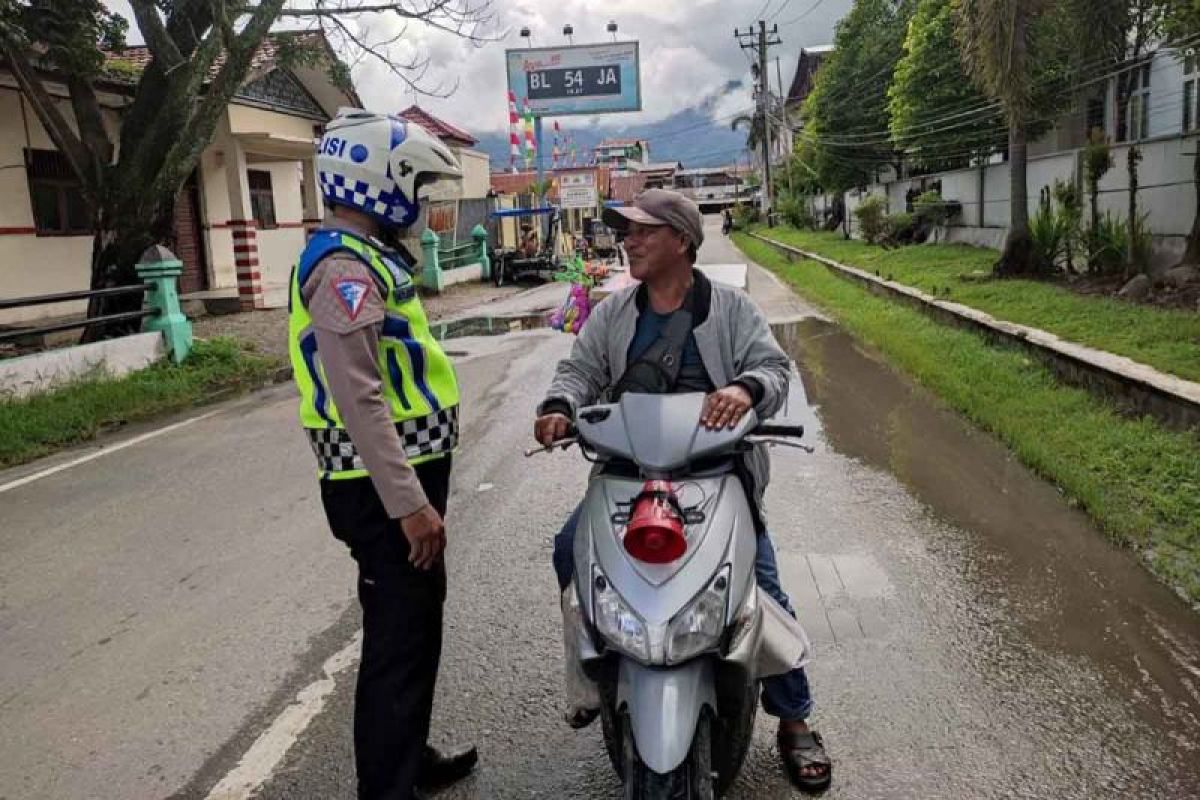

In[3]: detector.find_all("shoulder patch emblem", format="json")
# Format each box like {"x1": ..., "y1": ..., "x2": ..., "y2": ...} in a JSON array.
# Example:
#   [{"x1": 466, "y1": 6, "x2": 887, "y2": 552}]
[{"x1": 332, "y1": 278, "x2": 372, "y2": 321}]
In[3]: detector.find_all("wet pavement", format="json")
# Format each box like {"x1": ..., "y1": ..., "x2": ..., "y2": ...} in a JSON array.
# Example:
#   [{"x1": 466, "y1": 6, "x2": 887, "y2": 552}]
[
  {"x1": 242, "y1": 221, "x2": 1200, "y2": 799},
  {"x1": 7, "y1": 220, "x2": 1197, "y2": 799}
]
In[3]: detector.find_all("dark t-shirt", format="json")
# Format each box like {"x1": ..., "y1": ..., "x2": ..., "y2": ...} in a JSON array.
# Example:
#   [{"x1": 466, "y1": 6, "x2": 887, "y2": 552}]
[{"x1": 626, "y1": 309, "x2": 715, "y2": 394}]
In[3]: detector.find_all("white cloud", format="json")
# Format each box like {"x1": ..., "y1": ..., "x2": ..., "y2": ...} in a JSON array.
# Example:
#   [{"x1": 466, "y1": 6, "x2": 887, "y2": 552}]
[{"x1": 103, "y1": 0, "x2": 850, "y2": 135}]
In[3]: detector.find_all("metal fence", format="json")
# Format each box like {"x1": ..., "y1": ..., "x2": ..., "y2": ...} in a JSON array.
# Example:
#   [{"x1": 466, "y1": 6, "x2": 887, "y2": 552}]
[{"x1": 0, "y1": 285, "x2": 154, "y2": 344}]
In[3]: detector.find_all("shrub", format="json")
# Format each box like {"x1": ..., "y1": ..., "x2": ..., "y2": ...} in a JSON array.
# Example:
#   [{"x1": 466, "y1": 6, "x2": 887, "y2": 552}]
[
  {"x1": 731, "y1": 203, "x2": 760, "y2": 230},
  {"x1": 1087, "y1": 213, "x2": 1129, "y2": 275},
  {"x1": 886, "y1": 212, "x2": 916, "y2": 243},
  {"x1": 1030, "y1": 188, "x2": 1070, "y2": 274},
  {"x1": 913, "y1": 190, "x2": 962, "y2": 228},
  {"x1": 777, "y1": 194, "x2": 816, "y2": 229},
  {"x1": 853, "y1": 195, "x2": 889, "y2": 244}
]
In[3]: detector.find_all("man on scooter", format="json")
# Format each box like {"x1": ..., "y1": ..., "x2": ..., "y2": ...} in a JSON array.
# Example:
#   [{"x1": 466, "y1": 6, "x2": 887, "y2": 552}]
[{"x1": 533, "y1": 189, "x2": 833, "y2": 793}]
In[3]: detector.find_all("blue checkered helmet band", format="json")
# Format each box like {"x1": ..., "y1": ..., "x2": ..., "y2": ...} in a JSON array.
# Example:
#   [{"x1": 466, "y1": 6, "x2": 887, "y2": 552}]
[{"x1": 319, "y1": 170, "x2": 417, "y2": 228}]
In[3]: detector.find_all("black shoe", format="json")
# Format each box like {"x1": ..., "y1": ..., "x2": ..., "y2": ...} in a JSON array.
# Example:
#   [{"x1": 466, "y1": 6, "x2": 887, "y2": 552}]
[{"x1": 416, "y1": 744, "x2": 478, "y2": 791}]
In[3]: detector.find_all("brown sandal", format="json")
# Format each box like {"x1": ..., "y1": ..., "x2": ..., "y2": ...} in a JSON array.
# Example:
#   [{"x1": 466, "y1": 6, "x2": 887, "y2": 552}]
[{"x1": 777, "y1": 728, "x2": 832, "y2": 793}]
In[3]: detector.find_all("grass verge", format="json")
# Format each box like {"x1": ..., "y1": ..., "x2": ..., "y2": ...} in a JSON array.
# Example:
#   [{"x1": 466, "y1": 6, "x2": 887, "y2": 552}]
[
  {"x1": 0, "y1": 337, "x2": 283, "y2": 469},
  {"x1": 735, "y1": 232, "x2": 1200, "y2": 605},
  {"x1": 752, "y1": 226, "x2": 1200, "y2": 382}
]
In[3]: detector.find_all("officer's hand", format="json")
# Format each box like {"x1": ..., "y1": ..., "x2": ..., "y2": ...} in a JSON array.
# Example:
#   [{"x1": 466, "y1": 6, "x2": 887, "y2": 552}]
[
  {"x1": 535, "y1": 413, "x2": 572, "y2": 447},
  {"x1": 400, "y1": 504, "x2": 445, "y2": 570},
  {"x1": 702, "y1": 384, "x2": 754, "y2": 430}
]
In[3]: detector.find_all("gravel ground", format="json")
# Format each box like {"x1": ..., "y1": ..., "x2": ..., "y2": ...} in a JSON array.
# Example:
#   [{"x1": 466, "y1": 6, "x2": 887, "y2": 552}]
[{"x1": 192, "y1": 282, "x2": 528, "y2": 362}]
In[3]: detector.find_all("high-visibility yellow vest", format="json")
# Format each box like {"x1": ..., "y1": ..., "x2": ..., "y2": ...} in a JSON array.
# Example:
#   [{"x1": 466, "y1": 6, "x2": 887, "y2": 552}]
[{"x1": 288, "y1": 229, "x2": 459, "y2": 479}]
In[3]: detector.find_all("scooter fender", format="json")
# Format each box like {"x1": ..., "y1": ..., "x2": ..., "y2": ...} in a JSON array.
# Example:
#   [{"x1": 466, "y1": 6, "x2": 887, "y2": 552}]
[{"x1": 618, "y1": 658, "x2": 716, "y2": 774}]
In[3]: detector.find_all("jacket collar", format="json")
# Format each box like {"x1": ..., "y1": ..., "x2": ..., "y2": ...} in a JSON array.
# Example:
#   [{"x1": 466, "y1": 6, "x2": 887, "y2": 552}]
[{"x1": 634, "y1": 267, "x2": 712, "y2": 325}]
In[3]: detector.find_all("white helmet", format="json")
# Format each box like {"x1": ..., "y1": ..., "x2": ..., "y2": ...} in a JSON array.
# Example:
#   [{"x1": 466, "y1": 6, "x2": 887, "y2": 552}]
[{"x1": 316, "y1": 107, "x2": 463, "y2": 229}]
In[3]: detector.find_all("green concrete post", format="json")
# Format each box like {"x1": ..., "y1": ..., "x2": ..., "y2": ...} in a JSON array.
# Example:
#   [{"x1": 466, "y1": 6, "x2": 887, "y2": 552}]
[
  {"x1": 420, "y1": 228, "x2": 444, "y2": 293},
  {"x1": 135, "y1": 244, "x2": 192, "y2": 364},
  {"x1": 472, "y1": 224, "x2": 490, "y2": 280}
]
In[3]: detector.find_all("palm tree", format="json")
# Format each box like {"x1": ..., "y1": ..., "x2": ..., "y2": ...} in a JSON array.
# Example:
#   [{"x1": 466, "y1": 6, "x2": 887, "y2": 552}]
[
  {"x1": 957, "y1": 0, "x2": 1043, "y2": 276},
  {"x1": 731, "y1": 112, "x2": 767, "y2": 152}
]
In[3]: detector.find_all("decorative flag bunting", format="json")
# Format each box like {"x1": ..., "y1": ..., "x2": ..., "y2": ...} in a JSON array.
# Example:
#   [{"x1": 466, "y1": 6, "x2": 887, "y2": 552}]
[
  {"x1": 522, "y1": 99, "x2": 536, "y2": 169},
  {"x1": 507, "y1": 91, "x2": 521, "y2": 172},
  {"x1": 552, "y1": 120, "x2": 561, "y2": 170}
]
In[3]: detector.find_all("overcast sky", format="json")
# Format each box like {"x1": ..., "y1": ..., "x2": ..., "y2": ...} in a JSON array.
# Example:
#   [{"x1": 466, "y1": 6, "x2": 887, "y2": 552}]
[{"x1": 102, "y1": 0, "x2": 851, "y2": 135}]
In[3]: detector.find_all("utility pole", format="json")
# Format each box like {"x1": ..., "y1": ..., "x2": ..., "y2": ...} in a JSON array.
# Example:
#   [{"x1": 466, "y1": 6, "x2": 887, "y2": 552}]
[{"x1": 735, "y1": 21, "x2": 782, "y2": 225}]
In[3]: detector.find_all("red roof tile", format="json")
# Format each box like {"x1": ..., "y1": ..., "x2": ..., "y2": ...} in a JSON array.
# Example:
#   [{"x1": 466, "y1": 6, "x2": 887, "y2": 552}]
[
  {"x1": 105, "y1": 31, "x2": 329, "y2": 83},
  {"x1": 397, "y1": 105, "x2": 477, "y2": 147}
]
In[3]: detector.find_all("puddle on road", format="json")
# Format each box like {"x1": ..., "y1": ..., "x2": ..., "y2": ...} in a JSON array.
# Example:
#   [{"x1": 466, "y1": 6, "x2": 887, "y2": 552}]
[
  {"x1": 431, "y1": 313, "x2": 549, "y2": 341},
  {"x1": 772, "y1": 318, "x2": 1200, "y2": 756}
]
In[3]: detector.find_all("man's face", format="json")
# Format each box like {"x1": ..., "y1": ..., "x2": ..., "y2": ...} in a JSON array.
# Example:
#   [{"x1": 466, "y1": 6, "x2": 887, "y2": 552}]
[{"x1": 624, "y1": 222, "x2": 688, "y2": 282}]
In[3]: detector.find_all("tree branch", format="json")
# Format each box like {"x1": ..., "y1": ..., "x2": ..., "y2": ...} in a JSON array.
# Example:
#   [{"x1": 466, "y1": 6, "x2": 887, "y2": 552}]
[
  {"x1": 129, "y1": 0, "x2": 185, "y2": 71},
  {"x1": 66, "y1": 76, "x2": 114, "y2": 179},
  {"x1": 0, "y1": 35, "x2": 94, "y2": 189}
]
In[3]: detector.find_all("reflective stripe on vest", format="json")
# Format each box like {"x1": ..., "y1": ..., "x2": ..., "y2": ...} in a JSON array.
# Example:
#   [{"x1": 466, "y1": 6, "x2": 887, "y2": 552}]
[{"x1": 288, "y1": 229, "x2": 460, "y2": 478}]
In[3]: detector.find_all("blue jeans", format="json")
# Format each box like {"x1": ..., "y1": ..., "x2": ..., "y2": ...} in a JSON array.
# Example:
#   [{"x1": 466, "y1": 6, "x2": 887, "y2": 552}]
[{"x1": 552, "y1": 505, "x2": 814, "y2": 721}]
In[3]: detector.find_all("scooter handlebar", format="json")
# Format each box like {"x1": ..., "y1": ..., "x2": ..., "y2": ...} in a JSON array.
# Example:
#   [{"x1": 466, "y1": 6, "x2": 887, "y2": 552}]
[{"x1": 754, "y1": 423, "x2": 805, "y2": 439}]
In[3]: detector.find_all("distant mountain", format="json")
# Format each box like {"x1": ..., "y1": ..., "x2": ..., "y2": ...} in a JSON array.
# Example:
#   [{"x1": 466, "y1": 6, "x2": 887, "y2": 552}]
[{"x1": 474, "y1": 82, "x2": 752, "y2": 171}]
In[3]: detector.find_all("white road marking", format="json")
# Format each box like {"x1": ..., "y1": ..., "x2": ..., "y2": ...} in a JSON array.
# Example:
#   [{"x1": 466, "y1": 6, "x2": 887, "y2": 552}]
[
  {"x1": 0, "y1": 410, "x2": 223, "y2": 495},
  {"x1": 205, "y1": 632, "x2": 362, "y2": 800}
]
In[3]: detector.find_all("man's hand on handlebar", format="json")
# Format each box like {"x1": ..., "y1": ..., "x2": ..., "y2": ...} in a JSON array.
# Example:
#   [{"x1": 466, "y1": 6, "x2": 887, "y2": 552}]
[
  {"x1": 702, "y1": 384, "x2": 754, "y2": 430},
  {"x1": 534, "y1": 412, "x2": 572, "y2": 447}
]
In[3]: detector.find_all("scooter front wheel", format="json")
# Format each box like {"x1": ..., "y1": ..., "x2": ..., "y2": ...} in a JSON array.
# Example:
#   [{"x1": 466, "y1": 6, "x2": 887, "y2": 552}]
[{"x1": 621, "y1": 711, "x2": 715, "y2": 800}]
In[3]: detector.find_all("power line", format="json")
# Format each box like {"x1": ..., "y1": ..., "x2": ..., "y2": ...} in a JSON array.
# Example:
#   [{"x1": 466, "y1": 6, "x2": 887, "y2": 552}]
[{"x1": 778, "y1": 0, "x2": 825, "y2": 27}]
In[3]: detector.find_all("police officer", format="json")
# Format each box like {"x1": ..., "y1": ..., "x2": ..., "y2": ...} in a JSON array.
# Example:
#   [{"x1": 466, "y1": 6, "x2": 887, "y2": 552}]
[{"x1": 288, "y1": 108, "x2": 476, "y2": 800}]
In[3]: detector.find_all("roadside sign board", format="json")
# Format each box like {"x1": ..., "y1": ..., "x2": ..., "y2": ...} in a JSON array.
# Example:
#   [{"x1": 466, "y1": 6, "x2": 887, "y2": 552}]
[
  {"x1": 506, "y1": 42, "x2": 641, "y2": 117},
  {"x1": 559, "y1": 173, "x2": 598, "y2": 209}
]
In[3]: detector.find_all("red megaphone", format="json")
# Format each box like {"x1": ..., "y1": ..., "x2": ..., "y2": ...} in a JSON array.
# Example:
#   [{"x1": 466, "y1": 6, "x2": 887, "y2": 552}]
[{"x1": 623, "y1": 481, "x2": 687, "y2": 564}]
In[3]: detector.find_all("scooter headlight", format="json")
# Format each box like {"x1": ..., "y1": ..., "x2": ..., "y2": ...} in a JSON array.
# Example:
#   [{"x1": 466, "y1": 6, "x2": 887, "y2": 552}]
[
  {"x1": 592, "y1": 567, "x2": 650, "y2": 662},
  {"x1": 666, "y1": 566, "x2": 731, "y2": 664}
]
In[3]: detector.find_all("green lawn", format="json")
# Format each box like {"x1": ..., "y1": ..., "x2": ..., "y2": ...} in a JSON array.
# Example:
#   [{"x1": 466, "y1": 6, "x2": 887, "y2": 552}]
[
  {"x1": 753, "y1": 226, "x2": 1200, "y2": 382},
  {"x1": 735, "y1": 232, "x2": 1200, "y2": 604},
  {"x1": 0, "y1": 338, "x2": 282, "y2": 469}
]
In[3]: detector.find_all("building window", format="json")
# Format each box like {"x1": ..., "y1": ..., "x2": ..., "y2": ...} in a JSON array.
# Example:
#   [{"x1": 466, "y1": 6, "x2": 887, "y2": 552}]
[
  {"x1": 248, "y1": 169, "x2": 277, "y2": 229},
  {"x1": 1185, "y1": 53, "x2": 1199, "y2": 133},
  {"x1": 1116, "y1": 63, "x2": 1151, "y2": 142},
  {"x1": 25, "y1": 149, "x2": 91, "y2": 235}
]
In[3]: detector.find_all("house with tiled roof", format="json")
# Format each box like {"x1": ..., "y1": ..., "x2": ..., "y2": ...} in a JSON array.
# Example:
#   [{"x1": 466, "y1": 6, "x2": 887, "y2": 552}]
[
  {"x1": 397, "y1": 105, "x2": 490, "y2": 201},
  {"x1": 0, "y1": 31, "x2": 362, "y2": 321}
]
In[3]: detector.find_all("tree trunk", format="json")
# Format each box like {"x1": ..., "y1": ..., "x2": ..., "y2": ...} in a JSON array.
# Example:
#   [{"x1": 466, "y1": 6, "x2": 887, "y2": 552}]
[
  {"x1": 995, "y1": 121, "x2": 1034, "y2": 276},
  {"x1": 1181, "y1": 142, "x2": 1200, "y2": 267},
  {"x1": 80, "y1": 200, "x2": 171, "y2": 343},
  {"x1": 1126, "y1": 144, "x2": 1141, "y2": 277}
]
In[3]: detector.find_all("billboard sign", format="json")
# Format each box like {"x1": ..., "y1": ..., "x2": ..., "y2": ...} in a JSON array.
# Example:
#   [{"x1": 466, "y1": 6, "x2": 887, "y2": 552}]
[
  {"x1": 559, "y1": 172, "x2": 598, "y2": 209},
  {"x1": 506, "y1": 42, "x2": 641, "y2": 117}
]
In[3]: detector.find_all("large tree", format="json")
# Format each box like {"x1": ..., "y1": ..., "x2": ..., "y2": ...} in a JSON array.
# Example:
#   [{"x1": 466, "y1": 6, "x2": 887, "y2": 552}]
[
  {"x1": 803, "y1": 0, "x2": 915, "y2": 204},
  {"x1": 0, "y1": 1, "x2": 493, "y2": 338},
  {"x1": 889, "y1": 0, "x2": 1001, "y2": 174},
  {"x1": 955, "y1": 0, "x2": 1083, "y2": 276}
]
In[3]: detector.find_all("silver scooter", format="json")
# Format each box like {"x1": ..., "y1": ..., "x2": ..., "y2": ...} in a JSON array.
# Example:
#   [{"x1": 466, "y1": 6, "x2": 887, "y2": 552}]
[{"x1": 531, "y1": 392, "x2": 811, "y2": 799}]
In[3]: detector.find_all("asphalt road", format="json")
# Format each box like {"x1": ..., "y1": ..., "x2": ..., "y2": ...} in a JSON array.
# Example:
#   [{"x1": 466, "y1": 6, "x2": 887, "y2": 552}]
[{"x1": 2, "y1": 219, "x2": 1197, "y2": 799}]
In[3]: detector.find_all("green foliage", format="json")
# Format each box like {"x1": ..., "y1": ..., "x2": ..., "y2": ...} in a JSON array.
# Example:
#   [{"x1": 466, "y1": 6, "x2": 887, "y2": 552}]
[
  {"x1": 803, "y1": 0, "x2": 914, "y2": 193},
  {"x1": 752, "y1": 226, "x2": 1200, "y2": 382},
  {"x1": 886, "y1": 211, "x2": 916, "y2": 241},
  {"x1": 0, "y1": 338, "x2": 280, "y2": 468},
  {"x1": 1030, "y1": 186, "x2": 1073, "y2": 273},
  {"x1": 731, "y1": 203, "x2": 760, "y2": 230},
  {"x1": 913, "y1": 190, "x2": 961, "y2": 227},
  {"x1": 1087, "y1": 213, "x2": 1130, "y2": 275},
  {"x1": 853, "y1": 194, "x2": 890, "y2": 244},
  {"x1": 733, "y1": 231, "x2": 1200, "y2": 603},
  {"x1": 777, "y1": 193, "x2": 816, "y2": 230},
  {"x1": 889, "y1": 0, "x2": 1000, "y2": 172},
  {"x1": 1128, "y1": 211, "x2": 1154, "y2": 274},
  {"x1": 3, "y1": 0, "x2": 128, "y2": 77}
]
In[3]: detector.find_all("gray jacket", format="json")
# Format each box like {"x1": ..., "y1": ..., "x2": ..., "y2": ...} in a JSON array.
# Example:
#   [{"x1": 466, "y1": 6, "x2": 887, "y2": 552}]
[{"x1": 540, "y1": 269, "x2": 791, "y2": 522}]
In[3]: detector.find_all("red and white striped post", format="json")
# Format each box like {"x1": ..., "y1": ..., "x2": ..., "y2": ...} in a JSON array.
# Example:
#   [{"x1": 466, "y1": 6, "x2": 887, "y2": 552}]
[{"x1": 230, "y1": 220, "x2": 264, "y2": 310}]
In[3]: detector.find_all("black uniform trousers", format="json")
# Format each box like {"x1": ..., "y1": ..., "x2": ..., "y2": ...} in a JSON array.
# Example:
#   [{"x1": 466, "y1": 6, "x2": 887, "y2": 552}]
[{"x1": 320, "y1": 455, "x2": 453, "y2": 800}]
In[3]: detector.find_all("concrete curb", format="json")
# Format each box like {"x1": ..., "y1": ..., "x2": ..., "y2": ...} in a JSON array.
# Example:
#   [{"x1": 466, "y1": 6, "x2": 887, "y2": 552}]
[{"x1": 749, "y1": 232, "x2": 1200, "y2": 432}]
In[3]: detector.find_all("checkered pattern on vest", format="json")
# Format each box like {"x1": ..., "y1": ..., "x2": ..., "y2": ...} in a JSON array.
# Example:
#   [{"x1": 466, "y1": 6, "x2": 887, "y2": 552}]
[{"x1": 306, "y1": 405, "x2": 459, "y2": 474}]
